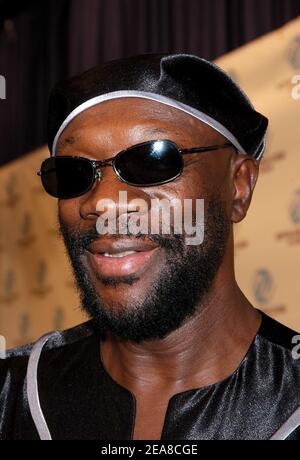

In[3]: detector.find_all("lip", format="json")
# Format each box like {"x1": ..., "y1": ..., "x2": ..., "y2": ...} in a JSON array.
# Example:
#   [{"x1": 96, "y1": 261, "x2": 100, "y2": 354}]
[{"x1": 86, "y1": 239, "x2": 160, "y2": 278}]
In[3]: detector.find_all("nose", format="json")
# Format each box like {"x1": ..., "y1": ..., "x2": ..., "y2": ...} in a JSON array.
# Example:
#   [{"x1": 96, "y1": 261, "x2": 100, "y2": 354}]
[{"x1": 79, "y1": 166, "x2": 150, "y2": 225}]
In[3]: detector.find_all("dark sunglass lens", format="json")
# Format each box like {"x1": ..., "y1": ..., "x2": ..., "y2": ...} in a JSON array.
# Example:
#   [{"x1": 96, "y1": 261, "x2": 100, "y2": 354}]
[
  {"x1": 40, "y1": 157, "x2": 94, "y2": 198},
  {"x1": 114, "y1": 140, "x2": 183, "y2": 185}
]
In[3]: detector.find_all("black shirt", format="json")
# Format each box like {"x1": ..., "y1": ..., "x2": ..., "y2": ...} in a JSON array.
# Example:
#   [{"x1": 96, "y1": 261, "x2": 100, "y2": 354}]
[{"x1": 1, "y1": 311, "x2": 300, "y2": 440}]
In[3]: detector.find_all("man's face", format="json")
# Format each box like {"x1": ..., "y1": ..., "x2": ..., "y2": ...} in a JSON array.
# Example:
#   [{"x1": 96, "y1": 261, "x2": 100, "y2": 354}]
[{"x1": 57, "y1": 98, "x2": 247, "y2": 343}]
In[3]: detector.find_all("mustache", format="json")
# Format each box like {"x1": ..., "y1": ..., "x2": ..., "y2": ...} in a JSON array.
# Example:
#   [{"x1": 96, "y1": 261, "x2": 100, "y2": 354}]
[{"x1": 58, "y1": 220, "x2": 185, "y2": 254}]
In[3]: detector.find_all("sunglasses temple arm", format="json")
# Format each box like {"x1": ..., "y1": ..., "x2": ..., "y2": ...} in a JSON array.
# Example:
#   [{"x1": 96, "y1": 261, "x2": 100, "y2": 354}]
[{"x1": 180, "y1": 143, "x2": 234, "y2": 155}]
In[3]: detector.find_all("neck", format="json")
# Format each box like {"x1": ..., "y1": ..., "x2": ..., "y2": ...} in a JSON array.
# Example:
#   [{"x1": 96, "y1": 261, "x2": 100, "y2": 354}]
[{"x1": 99, "y1": 275, "x2": 262, "y2": 397}]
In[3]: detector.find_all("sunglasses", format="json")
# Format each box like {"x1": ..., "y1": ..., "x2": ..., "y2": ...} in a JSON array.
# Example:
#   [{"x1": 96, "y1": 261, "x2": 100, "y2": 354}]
[{"x1": 37, "y1": 139, "x2": 233, "y2": 199}]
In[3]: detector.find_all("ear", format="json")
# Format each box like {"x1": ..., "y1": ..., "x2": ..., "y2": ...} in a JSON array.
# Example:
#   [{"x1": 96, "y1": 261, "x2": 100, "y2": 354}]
[{"x1": 230, "y1": 154, "x2": 260, "y2": 223}]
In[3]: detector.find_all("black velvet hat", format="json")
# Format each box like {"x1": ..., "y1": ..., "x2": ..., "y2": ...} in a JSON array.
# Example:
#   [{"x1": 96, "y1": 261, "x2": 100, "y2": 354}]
[{"x1": 47, "y1": 53, "x2": 268, "y2": 159}]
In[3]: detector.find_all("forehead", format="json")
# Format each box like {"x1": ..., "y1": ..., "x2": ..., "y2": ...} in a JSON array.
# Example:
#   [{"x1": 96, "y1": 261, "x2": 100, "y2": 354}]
[{"x1": 57, "y1": 98, "x2": 225, "y2": 150}]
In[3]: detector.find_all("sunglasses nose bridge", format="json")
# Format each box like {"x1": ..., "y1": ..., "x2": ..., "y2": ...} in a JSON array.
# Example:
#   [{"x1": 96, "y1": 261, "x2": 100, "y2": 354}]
[
  {"x1": 94, "y1": 169, "x2": 102, "y2": 182},
  {"x1": 93, "y1": 159, "x2": 113, "y2": 182}
]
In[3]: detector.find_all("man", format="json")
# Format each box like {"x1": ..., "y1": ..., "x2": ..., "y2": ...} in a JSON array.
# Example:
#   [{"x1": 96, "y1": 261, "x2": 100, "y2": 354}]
[{"x1": 1, "y1": 53, "x2": 300, "y2": 440}]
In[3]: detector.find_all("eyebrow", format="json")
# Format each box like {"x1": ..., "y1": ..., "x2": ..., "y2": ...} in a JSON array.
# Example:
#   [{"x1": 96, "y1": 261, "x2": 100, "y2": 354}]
[
  {"x1": 58, "y1": 136, "x2": 76, "y2": 148},
  {"x1": 57, "y1": 128, "x2": 182, "y2": 153},
  {"x1": 141, "y1": 127, "x2": 183, "y2": 137}
]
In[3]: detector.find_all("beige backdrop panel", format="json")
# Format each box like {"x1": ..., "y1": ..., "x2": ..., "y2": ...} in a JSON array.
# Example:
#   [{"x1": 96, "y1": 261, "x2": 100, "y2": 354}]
[
  {"x1": 1, "y1": 18, "x2": 300, "y2": 348},
  {"x1": 0, "y1": 149, "x2": 83, "y2": 348},
  {"x1": 216, "y1": 17, "x2": 300, "y2": 331}
]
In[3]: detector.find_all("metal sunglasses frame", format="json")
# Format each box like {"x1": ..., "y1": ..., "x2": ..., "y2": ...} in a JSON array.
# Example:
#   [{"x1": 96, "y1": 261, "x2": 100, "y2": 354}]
[{"x1": 38, "y1": 139, "x2": 234, "y2": 198}]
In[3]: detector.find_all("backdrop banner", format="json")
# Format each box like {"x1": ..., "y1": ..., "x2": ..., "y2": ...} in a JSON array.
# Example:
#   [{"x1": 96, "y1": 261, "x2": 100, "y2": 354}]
[
  {"x1": 216, "y1": 16, "x2": 300, "y2": 334},
  {"x1": 1, "y1": 18, "x2": 300, "y2": 348}
]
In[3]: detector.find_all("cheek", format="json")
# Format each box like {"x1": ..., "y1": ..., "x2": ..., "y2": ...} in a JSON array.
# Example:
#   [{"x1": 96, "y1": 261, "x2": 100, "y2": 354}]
[
  {"x1": 179, "y1": 164, "x2": 233, "y2": 223},
  {"x1": 185, "y1": 162, "x2": 232, "y2": 201},
  {"x1": 58, "y1": 198, "x2": 81, "y2": 228},
  {"x1": 179, "y1": 168, "x2": 211, "y2": 200},
  {"x1": 143, "y1": 172, "x2": 210, "y2": 207}
]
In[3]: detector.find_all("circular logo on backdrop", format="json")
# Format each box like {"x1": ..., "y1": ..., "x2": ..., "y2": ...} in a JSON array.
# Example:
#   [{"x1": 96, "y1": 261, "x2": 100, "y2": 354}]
[
  {"x1": 288, "y1": 35, "x2": 300, "y2": 69},
  {"x1": 253, "y1": 269, "x2": 274, "y2": 304},
  {"x1": 289, "y1": 189, "x2": 300, "y2": 225}
]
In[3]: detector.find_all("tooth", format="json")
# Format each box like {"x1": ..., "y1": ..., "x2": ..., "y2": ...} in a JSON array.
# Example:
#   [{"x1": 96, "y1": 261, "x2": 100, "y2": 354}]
[{"x1": 103, "y1": 251, "x2": 137, "y2": 258}]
